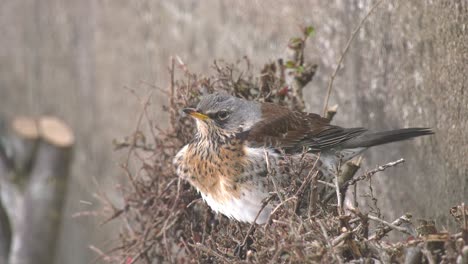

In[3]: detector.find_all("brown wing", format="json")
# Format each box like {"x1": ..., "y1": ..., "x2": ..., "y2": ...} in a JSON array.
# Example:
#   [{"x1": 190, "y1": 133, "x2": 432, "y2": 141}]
[{"x1": 245, "y1": 103, "x2": 367, "y2": 153}]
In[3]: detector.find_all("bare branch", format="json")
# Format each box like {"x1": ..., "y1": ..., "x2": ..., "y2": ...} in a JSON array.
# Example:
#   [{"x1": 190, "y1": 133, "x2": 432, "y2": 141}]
[
  {"x1": 369, "y1": 213, "x2": 414, "y2": 240},
  {"x1": 322, "y1": 0, "x2": 386, "y2": 116},
  {"x1": 345, "y1": 158, "x2": 405, "y2": 187}
]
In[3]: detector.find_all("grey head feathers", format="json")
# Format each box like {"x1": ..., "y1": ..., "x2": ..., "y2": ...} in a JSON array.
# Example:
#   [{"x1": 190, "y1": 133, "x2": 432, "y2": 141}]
[{"x1": 196, "y1": 93, "x2": 262, "y2": 132}]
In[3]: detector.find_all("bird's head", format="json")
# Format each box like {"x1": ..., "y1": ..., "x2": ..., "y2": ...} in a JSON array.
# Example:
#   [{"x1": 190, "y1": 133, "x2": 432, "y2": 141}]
[{"x1": 183, "y1": 93, "x2": 261, "y2": 136}]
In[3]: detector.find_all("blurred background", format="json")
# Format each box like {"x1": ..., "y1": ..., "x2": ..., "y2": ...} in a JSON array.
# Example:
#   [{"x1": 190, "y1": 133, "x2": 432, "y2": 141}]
[{"x1": 1, "y1": 0, "x2": 466, "y2": 263}]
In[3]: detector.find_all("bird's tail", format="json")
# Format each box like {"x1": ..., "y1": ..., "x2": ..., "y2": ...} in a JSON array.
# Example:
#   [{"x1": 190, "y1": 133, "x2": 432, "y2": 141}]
[{"x1": 341, "y1": 128, "x2": 433, "y2": 149}]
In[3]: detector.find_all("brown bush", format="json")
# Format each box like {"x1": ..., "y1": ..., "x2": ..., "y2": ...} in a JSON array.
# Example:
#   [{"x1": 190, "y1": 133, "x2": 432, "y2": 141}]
[{"x1": 99, "y1": 35, "x2": 467, "y2": 264}]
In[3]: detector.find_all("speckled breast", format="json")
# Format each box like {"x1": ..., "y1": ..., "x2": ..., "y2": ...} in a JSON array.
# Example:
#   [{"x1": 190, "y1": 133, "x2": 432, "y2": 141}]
[{"x1": 173, "y1": 138, "x2": 280, "y2": 223}]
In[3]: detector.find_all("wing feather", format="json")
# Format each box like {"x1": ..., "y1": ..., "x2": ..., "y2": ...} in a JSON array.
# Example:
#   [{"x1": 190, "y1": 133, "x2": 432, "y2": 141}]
[{"x1": 244, "y1": 103, "x2": 367, "y2": 153}]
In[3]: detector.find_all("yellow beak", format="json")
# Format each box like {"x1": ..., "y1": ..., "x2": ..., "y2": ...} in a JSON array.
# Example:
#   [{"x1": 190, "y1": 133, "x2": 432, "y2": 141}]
[{"x1": 183, "y1": 108, "x2": 209, "y2": 121}]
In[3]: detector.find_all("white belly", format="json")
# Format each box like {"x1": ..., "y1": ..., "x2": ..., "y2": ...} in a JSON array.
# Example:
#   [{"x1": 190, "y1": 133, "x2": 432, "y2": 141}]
[{"x1": 200, "y1": 187, "x2": 271, "y2": 224}]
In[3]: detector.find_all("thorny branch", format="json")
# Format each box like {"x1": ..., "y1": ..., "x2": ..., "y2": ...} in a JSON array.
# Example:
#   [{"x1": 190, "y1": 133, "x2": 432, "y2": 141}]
[{"x1": 348, "y1": 158, "x2": 405, "y2": 186}]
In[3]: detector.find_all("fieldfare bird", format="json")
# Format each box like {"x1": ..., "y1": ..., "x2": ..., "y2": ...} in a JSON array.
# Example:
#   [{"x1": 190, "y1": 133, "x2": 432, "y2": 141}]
[{"x1": 174, "y1": 93, "x2": 433, "y2": 224}]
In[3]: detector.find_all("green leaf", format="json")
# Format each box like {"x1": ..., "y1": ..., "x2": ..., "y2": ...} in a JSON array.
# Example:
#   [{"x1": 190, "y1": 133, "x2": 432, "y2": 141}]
[
  {"x1": 285, "y1": 61, "x2": 296, "y2": 69},
  {"x1": 305, "y1": 26, "x2": 315, "y2": 37}
]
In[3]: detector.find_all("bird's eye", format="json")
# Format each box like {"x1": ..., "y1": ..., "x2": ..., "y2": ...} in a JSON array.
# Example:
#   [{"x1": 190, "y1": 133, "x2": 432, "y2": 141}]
[{"x1": 216, "y1": 110, "x2": 230, "y2": 121}]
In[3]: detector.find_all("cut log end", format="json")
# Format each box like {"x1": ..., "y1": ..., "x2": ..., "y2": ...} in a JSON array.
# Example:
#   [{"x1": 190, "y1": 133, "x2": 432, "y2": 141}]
[
  {"x1": 39, "y1": 117, "x2": 75, "y2": 147},
  {"x1": 12, "y1": 117, "x2": 39, "y2": 139}
]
